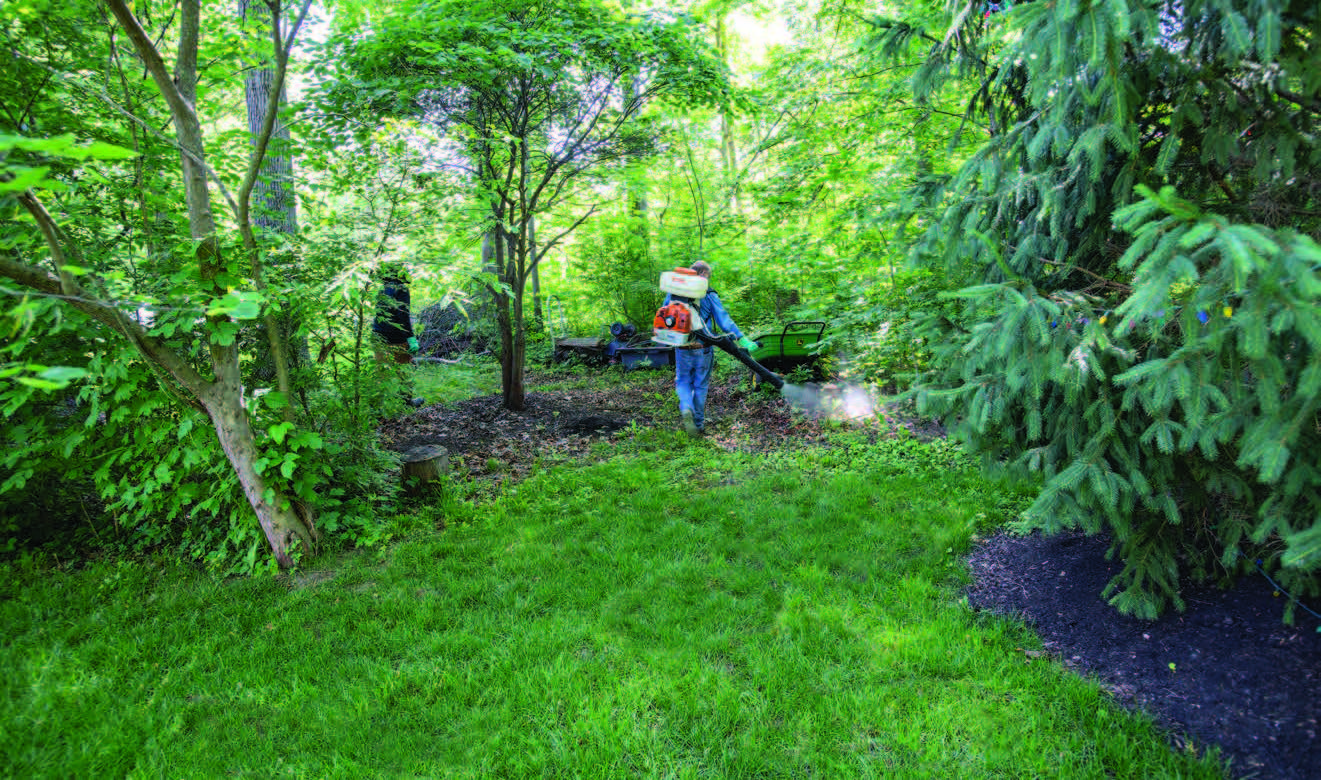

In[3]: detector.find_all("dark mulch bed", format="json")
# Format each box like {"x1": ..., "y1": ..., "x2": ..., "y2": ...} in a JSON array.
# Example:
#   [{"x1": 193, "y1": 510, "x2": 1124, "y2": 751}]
[
  {"x1": 381, "y1": 368, "x2": 1318, "y2": 778},
  {"x1": 966, "y1": 531, "x2": 1321, "y2": 780}
]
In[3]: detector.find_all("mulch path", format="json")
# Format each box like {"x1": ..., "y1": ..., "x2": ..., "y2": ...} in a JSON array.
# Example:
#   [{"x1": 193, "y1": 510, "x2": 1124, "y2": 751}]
[{"x1": 380, "y1": 368, "x2": 1320, "y2": 780}]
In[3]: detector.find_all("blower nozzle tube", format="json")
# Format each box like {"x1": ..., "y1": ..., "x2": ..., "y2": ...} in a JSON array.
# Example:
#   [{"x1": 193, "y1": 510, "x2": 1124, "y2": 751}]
[{"x1": 695, "y1": 332, "x2": 785, "y2": 391}]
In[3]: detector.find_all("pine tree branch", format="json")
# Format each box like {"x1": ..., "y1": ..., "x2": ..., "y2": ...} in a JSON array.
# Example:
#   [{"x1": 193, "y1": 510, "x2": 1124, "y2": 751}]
[
  {"x1": 1273, "y1": 85, "x2": 1321, "y2": 114},
  {"x1": 1040, "y1": 259, "x2": 1133, "y2": 294}
]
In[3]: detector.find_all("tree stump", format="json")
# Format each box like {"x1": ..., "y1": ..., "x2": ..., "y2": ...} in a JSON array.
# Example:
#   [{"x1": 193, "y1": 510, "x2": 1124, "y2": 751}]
[{"x1": 400, "y1": 444, "x2": 449, "y2": 495}]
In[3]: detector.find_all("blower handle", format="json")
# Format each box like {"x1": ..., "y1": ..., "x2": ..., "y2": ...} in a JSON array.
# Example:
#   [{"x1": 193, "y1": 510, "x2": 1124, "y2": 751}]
[{"x1": 694, "y1": 332, "x2": 785, "y2": 391}]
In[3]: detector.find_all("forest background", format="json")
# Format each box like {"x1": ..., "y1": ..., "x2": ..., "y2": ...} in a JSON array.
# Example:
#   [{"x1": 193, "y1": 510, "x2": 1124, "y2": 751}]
[{"x1": 2, "y1": 0, "x2": 1319, "y2": 625}]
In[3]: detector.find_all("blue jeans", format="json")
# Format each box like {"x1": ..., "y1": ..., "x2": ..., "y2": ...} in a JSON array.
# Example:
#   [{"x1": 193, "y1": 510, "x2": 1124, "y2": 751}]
[{"x1": 674, "y1": 346, "x2": 715, "y2": 429}]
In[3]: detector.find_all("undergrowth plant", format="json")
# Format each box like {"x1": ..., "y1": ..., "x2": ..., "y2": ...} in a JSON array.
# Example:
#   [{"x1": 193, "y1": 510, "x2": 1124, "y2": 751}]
[
  {"x1": 817, "y1": 266, "x2": 965, "y2": 390},
  {"x1": 1, "y1": 305, "x2": 411, "y2": 573},
  {"x1": 412, "y1": 355, "x2": 502, "y2": 403}
]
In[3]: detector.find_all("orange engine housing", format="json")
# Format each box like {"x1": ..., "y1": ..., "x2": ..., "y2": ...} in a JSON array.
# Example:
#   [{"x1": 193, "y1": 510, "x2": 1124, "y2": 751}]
[{"x1": 653, "y1": 302, "x2": 695, "y2": 333}]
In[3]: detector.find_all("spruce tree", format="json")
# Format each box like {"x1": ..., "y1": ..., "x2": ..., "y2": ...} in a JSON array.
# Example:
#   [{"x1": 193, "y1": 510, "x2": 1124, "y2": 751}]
[{"x1": 871, "y1": 0, "x2": 1321, "y2": 619}]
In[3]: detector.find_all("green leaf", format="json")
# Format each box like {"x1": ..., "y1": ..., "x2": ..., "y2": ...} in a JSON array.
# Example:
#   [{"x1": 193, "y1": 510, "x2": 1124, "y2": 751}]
[
  {"x1": 206, "y1": 291, "x2": 264, "y2": 320},
  {"x1": 37, "y1": 366, "x2": 87, "y2": 385},
  {"x1": 0, "y1": 166, "x2": 52, "y2": 192},
  {"x1": 70, "y1": 141, "x2": 140, "y2": 160},
  {"x1": 262, "y1": 391, "x2": 290, "y2": 410},
  {"x1": 15, "y1": 377, "x2": 61, "y2": 391},
  {"x1": 288, "y1": 431, "x2": 324, "y2": 451},
  {"x1": 0, "y1": 133, "x2": 138, "y2": 160},
  {"x1": 268, "y1": 421, "x2": 294, "y2": 444},
  {"x1": 210, "y1": 321, "x2": 240, "y2": 346}
]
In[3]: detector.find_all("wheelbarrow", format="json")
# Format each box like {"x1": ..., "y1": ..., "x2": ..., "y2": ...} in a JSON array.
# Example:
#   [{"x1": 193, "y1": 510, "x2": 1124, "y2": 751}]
[{"x1": 746, "y1": 321, "x2": 828, "y2": 387}]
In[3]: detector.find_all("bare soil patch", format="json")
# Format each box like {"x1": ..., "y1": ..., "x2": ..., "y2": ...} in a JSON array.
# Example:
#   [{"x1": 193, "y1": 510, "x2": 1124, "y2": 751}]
[{"x1": 377, "y1": 371, "x2": 938, "y2": 485}]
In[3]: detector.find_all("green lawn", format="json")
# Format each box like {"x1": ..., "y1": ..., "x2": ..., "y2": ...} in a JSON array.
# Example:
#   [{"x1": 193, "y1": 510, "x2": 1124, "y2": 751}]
[{"x1": 0, "y1": 372, "x2": 1227, "y2": 778}]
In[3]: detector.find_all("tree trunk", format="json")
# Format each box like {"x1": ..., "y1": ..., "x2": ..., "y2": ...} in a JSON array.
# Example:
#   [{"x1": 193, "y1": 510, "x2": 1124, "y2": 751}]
[
  {"x1": 509, "y1": 276, "x2": 527, "y2": 410},
  {"x1": 239, "y1": 0, "x2": 310, "y2": 391},
  {"x1": 497, "y1": 289, "x2": 520, "y2": 409},
  {"x1": 489, "y1": 222, "x2": 523, "y2": 410},
  {"x1": 715, "y1": 15, "x2": 740, "y2": 215},
  {"x1": 203, "y1": 382, "x2": 315, "y2": 566},
  {"x1": 528, "y1": 213, "x2": 542, "y2": 324},
  {"x1": 518, "y1": 138, "x2": 543, "y2": 326},
  {"x1": 623, "y1": 75, "x2": 651, "y2": 269},
  {"x1": 239, "y1": 5, "x2": 297, "y2": 236},
  {"x1": 490, "y1": 222, "x2": 527, "y2": 412},
  {"x1": 481, "y1": 229, "x2": 496, "y2": 274}
]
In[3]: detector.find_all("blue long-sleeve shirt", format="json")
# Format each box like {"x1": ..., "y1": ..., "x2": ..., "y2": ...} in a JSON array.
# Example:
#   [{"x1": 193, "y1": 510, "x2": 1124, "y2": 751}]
[{"x1": 663, "y1": 290, "x2": 744, "y2": 340}]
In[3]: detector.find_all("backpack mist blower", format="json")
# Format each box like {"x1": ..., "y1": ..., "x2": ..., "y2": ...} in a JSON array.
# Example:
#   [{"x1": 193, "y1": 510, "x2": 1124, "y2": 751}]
[{"x1": 651, "y1": 268, "x2": 785, "y2": 391}]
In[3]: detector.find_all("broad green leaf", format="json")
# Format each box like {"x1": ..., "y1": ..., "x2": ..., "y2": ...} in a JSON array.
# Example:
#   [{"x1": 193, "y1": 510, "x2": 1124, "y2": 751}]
[
  {"x1": 39, "y1": 365, "x2": 87, "y2": 383},
  {"x1": 15, "y1": 377, "x2": 62, "y2": 391},
  {"x1": 207, "y1": 291, "x2": 264, "y2": 320},
  {"x1": 269, "y1": 421, "x2": 294, "y2": 444},
  {"x1": 262, "y1": 391, "x2": 290, "y2": 410},
  {"x1": 69, "y1": 141, "x2": 139, "y2": 160},
  {"x1": 210, "y1": 321, "x2": 240, "y2": 346},
  {"x1": 0, "y1": 166, "x2": 51, "y2": 192},
  {"x1": 289, "y1": 431, "x2": 324, "y2": 451}
]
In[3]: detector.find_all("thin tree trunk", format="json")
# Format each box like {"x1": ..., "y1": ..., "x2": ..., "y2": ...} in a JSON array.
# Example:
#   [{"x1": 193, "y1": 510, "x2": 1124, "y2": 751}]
[
  {"x1": 715, "y1": 16, "x2": 740, "y2": 215},
  {"x1": 238, "y1": 0, "x2": 309, "y2": 408},
  {"x1": 623, "y1": 74, "x2": 651, "y2": 269},
  {"x1": 491, "y1": 223, "x2": 521, "y2": 409},
  {"x1": 481, "y1": 229, "x2": 495, "y2": 272},
  {"x1": 528, "y1": 213, "x2": 542, "y2": 324},
  {"x1": 518, "y1": 136, "x2": 543, "y2": 326},
  {"x1": 509, "y1": 274, "x2": 527, "y2": 410}
]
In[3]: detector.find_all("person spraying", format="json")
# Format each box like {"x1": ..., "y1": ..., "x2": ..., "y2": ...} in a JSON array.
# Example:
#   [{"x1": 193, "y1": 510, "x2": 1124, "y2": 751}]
[{"x1": 656, "y1": 261, "x2": 759, "y2": 437}]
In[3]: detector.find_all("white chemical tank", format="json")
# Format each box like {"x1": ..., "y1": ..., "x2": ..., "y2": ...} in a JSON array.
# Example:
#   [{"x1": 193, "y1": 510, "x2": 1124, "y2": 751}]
[{"x1": 658, "y1": 268, "x2": 709, "y2": 299}]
